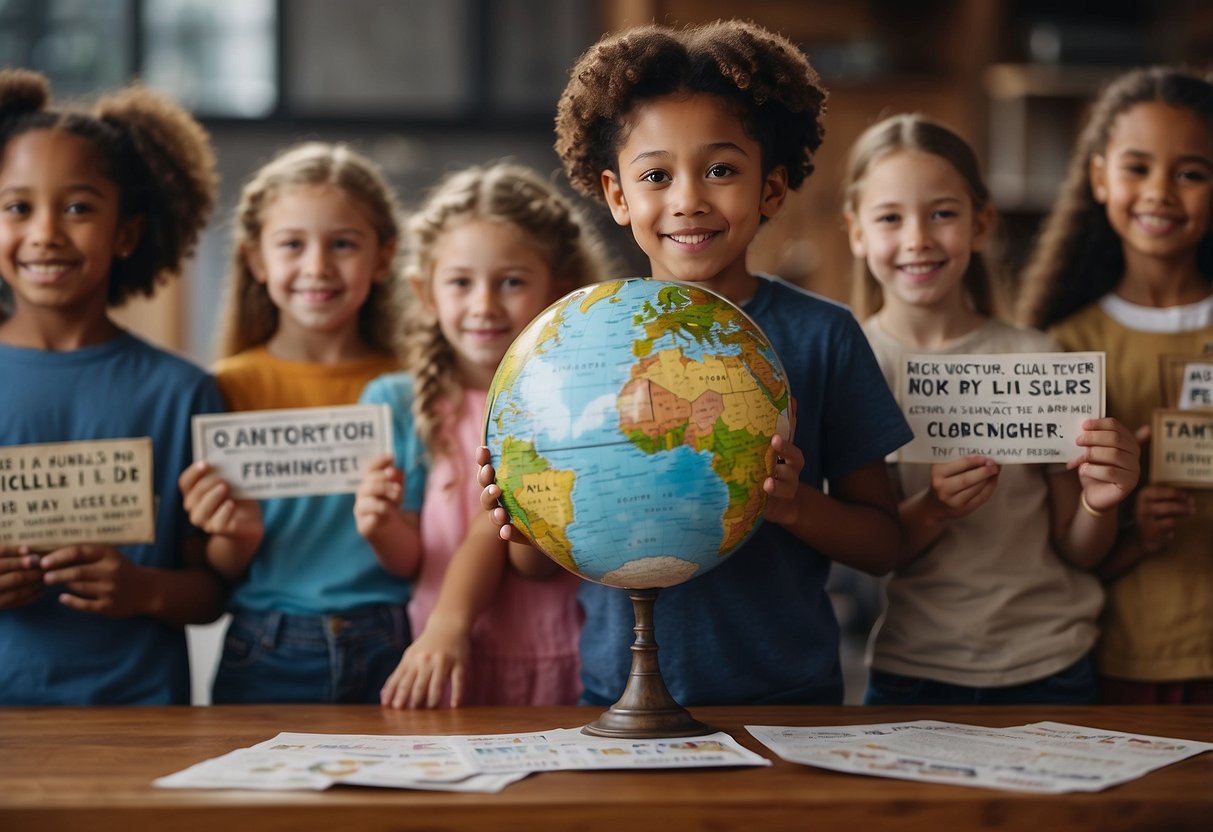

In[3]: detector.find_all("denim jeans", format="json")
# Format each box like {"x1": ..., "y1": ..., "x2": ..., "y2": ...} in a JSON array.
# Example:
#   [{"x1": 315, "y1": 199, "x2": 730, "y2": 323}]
[
  {"x1": 212, "y1": 605, "x2": 409, "y2": 704},
  {"x1": 863, "y1": 654, "x2": 1097, "y2": 706}
]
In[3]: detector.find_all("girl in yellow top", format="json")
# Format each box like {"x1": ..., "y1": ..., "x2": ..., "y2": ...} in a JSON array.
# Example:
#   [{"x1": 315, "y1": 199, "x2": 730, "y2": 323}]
[{"x1": 1018, "y1": 66, "x2": 1213, "y2": 704}]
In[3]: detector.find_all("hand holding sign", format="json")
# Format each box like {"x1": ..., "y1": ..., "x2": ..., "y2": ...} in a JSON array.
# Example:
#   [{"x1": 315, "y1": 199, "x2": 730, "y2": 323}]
[
  {"x1": 353, "y1": 453, "x2": 405, "y2": 540},
  {"x1": 0, "y1": 546, "x2": 42, "y2": 610},
  {"x1": 38, "y1": 544, "x2": 147, "y2": 618},
  {"x1": 928, "y1": 456, "x2": 1001, "y2": 519},
  {"x1": 1070, "y1": 417, "x2": 1141, "y2": 514}
]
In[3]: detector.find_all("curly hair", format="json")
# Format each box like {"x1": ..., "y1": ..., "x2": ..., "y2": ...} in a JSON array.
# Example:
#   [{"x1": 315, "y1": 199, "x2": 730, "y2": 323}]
[
  {"x1": 401, "y1": 162, "x2": 613, "y2": 458},
  {"x1": 844, "y1": 113, "x2": 1005, "y2": 321},
  {"x1": 0, "y1": 68, "x2": 217, "y2": 320},
  {"x1": 1017, "y1": 66, "x2": 1213, "y2": 330},
  {"x1": 554, "y1": 19, "x2": 827, "y2": 201},
  {"x1": 216, "y1": 142, "x2": 404, "y2": 358}
]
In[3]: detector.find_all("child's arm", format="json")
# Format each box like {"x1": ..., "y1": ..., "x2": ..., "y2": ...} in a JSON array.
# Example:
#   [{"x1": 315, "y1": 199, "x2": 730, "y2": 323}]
[
  {"x1": 36, "y1": 535, "x2": 223, "y2": 626},
  {"x1": 762, "y1": 433, "x2": 902, "y2": 575},
  {"x1": 1050, "y1": 417, "x2": 1140, "y2": 570},
  {"x1": 179, "y1": 461, "x2": 264, "y2": 581},
  {"x1": 354, "y1": 452, "x2": 421, "y2": 578},
  {"x1": 381, "y1": 512, "x2": 508, "y2": 709},
  {"x1": 895, "y1": 456, "x2": 1001, "y2": 566},
  {"x1": 0, "y1": 546, "x2": 43, "y2": 610}
]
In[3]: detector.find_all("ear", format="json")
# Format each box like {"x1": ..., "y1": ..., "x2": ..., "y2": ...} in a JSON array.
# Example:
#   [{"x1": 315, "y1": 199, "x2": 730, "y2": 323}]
[
  {"x1": 374, "y1": 236, "x2": 399, "y2": 284},
  {"x1": 601, "y1": 170, "x2": 631, "y2": 227},
  {"x1": 244, "y1": 242, "x2": 268, "y2": 284},
  {"x1": 408, "y1": 275, "x2": 436, "y2": 313},
  {"x1": 115, "y1": 215, "x2": 144, "y2": 259},
  {"x1": 844, "y1": 209, "x2": 867, "y2": 258},
  {"x1": 760, "y1": 165, "x2": 789, "y2": 220},
  {"x1": 970, "y1": 201, "x2": 995, "y2": 252},
  {"x1": 1089, "y1": 154, "x2": 1109, "y2": 204}
]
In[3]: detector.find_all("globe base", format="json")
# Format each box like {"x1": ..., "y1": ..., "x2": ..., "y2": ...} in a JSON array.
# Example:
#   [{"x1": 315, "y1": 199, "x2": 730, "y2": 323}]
[{"x1": 581, "y1": 588, "x2": 714, "y2": 739}]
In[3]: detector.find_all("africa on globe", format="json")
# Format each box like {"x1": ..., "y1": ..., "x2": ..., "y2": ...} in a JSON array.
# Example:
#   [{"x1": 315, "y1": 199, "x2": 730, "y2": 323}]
[{"x1": 484, "y1": 278, "x2": 791, "y2": 590}]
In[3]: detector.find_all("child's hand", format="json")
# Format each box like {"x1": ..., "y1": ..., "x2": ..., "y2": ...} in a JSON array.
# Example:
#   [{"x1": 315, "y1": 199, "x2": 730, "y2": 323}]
[
  {"x1": 1134, "y1": 484, "x2": 1196, "y2": 555},
  {"x1": 476, "y1": 446, "x2": 517, "y2": 542},
  {"x1": 38, "y1": 545, "x2": 146, "y2": 618},
  {"x1": 0, "y1": 546, "x2": 43, "y2": 610},
  {"x1": 928, "y1": 456, "x2": 1001, "y2": 518},
  {"x1": 354, "y1": 453, "x2": 404, "y2": 539},
  {"x1": 762, "y1": 432, "x2": 805, "y2": 524},
  {"x1": 1070, "y1": 417, "x2": 1140, "y2": 513},
  {"x1": 179, "y1": 461, "x2": 263, "y2": 542},
  {"x1": 380, "y1": 617, "x2": 470, "y2": 709}
]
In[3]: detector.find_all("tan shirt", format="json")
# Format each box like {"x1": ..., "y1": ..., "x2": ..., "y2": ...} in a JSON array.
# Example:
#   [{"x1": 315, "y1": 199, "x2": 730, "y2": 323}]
[
  {"x1": 864, "y1": 317, "x2": 1103, "y2": 687},
  {"x1": 1051, "y1": 297, "x2": 1213, "y2": 682}
]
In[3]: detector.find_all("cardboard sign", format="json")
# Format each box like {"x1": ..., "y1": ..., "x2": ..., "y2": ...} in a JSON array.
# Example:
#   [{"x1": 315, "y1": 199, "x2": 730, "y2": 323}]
[
  {"x1": 1150, "y1": 409, "x2": 1213, "y2": 489},
  {"x1": 897, "y1": 352, "x2": 1105, "y2": 464},
  {"x1": 0, "y1": 437, "x2": 155, "y2": 549},
  {"x1": 1159, "y1": 355, "x2": 1213, "y2": 411},
  {"x1": 192, "y1": 405, "x2": 392, "y2": 499}
]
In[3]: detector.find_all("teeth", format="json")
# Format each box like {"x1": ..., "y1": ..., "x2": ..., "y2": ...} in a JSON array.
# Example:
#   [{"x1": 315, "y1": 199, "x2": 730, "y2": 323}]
[
  {"x1": 899, "y1": 263, "x2": 940, "y2": 275},
  {"x1": 1136, "y1": 214, "x2": 1177, "y2": 231},
  {"x1": 24, "y1": 263, "x2": 69, "y2": 275},
  {"x1": 669, "y1": 232, "x2": 714, "y2": 245}
]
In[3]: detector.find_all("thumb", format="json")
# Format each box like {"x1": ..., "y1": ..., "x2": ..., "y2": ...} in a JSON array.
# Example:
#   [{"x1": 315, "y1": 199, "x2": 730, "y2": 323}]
[{"x1": 1134, "y1": 424, "x2": 1151, "y2": 448}]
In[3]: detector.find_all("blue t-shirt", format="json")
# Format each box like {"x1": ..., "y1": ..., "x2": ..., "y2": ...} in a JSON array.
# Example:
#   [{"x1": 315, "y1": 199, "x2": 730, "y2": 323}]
[
  {"x1": 578, "y1": 276, "x2": 913, "y2": 706},
  {"x1": 0, "y1": 332, "x2": 224, "y2": 704},
  {"x1": 227, "y1": 377, "x2": 426, "y2": 615}
]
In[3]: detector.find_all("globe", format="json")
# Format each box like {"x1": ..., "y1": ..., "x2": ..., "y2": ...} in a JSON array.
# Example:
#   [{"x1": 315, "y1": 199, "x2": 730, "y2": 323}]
[{"x1": 484, "y1": 278, "x2": 791, "y2": 590}]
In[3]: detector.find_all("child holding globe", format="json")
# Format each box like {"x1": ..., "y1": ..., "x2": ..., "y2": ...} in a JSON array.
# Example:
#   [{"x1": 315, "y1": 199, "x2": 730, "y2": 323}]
[
  {"x1": 480, "y1": 20, "x2": 913, "y2": 706},
  {"x1": 843, "y1": 113, "x2": 1139, "y2": 705},
  {"x1": 361, "y1": 162, "x2": 612, "y2": 708}
]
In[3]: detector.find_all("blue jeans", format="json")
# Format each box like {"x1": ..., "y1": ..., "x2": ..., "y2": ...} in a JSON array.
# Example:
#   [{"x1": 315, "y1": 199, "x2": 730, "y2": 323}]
[
  {"x1": 864, "y1": 654, "x2": 1097, "y2": 706},
  {"x1": 212, "y1": 606, "x2": 409, "y2": 704}
]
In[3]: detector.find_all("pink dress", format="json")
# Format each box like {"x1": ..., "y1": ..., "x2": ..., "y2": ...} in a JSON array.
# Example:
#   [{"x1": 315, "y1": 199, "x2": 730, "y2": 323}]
[{"x1": 409, "y1": 389, "x2": 583, "y2": 706}]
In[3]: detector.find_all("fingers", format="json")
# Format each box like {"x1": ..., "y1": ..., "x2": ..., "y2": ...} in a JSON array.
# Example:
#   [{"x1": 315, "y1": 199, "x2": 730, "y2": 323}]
[
  {"x1": 0, "y1": 550, "x2": 43, "y2": 609},
  {"x1": 449, "y1": 664, "x2": 466, "y2": 709}
]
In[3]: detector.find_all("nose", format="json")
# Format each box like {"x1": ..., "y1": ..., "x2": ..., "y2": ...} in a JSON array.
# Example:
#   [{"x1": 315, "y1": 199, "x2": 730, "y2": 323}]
[
  {"x1": 670, "y1": 176, "x2": 708, "y2": 216},
  {"x1": 1142, "y1": 168, "x2": 1177, "y2": 205},
  {"x1": 301, "y1": 243, "x2": 328, "y2": 276},
  {"x1": 29, "y1": 207, "x2": 63, "y2": 248},
  {"x1": 902, "y1": 215, "x2": 930, "y2": 251},
  {"x1": 469, "y1": 281, "x2": 499, "y2": 315}
]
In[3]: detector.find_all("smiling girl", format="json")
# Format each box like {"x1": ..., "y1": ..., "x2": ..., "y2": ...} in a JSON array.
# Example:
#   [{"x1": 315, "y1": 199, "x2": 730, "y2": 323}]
[
  {"x1": 846, "y1": 113, "x2": 1139, "y2": 705},
  {"x1": 180, "y1": 142, "x2": 420, "y2": 704},
  {"x1": 1018, "y1": 67, "x2": 1213, "y2": 704}
]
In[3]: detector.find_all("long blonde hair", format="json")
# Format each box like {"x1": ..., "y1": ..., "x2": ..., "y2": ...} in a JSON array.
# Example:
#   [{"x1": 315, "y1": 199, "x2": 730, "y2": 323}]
[
  {"x1": 844, "y1": 113, "x2": 1004, "y2": 321},
  {"x1": 402, "y1": 162, "x2": 612, "y2": 457},
  {"x1": 216, "y1": 142, "x2": 403, "y2": 358}
]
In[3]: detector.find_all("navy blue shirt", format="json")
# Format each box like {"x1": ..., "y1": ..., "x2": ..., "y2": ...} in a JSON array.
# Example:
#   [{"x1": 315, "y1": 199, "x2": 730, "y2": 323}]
[
  {"x1": 578, "y1": 276, "x2": 912, "y2": 706},
  {"x1": 0, "y1": 332, "x2": 224, "y2": 704}
]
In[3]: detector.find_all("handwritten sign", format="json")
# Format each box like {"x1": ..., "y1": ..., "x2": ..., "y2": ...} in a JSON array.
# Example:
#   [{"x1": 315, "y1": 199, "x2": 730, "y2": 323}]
[
  {"x1": 897, "y1": 352, "x2": 1105, "y2": 464},
  {"x1": 192, "y1": 404, "x2": 392, "y2": 499},
  {"x1": 0, "y1": 438, "x2": 154, "y2": 549},
  {"x1": 1150, "y1": 409, "x2": 1213, "y2": 488},
  {"x1": 1160, "y1": 355, "x2": 1213, "y2": 411}
]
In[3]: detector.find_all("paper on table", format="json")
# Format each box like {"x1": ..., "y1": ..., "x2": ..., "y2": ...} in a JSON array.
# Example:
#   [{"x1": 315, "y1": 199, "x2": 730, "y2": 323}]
[{"x1": 747, "y1": 721, "x2": 1213, "y2": 794}]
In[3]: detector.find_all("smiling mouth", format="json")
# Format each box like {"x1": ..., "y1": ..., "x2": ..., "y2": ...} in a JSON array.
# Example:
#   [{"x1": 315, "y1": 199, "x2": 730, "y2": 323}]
[
  {"x1": 295, "y1": 288, "x2": 342, "y2": 302},
  {"x1": 21, "y1": 261, "x2": 74, "y2": 282},
  {"x1": 666, "y1": 231, "x2": 718, "y2": 246},
  {"x1": 898, "y1": 262, "x2": 943, "y2": 277},
  {"x1": 1134, "y1": 214, "x2": 1181, "y2": 234}
]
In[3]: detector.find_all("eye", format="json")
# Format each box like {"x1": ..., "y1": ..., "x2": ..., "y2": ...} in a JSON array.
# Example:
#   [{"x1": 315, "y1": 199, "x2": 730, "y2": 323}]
[
  {"x1": 706, "y1": 163, "x2": 735, "y2": 179},
  {"x1": 1177, "y1": 167, "x2": 1211, "y2": 183},
  {"x1": 640, "y1": 170, "x2": 670, "y2": 184},
  {"x1": 874, "y1": 212, "x2": 900, "y2": 225},
  {"x1": 331, "y1": 237, "x2": 358, "y2": 252},
  {"x1": 502, "y1": 274, "x2": 529, "y2": 289},
  {"x1": 64, "y1": 201, "x2": 95, "y2": 215},
  {"x1": 277, "y1": 238, "x2": 303, "y2": 251},
  {"x1": 2, "y1": 200, "x2": 30, "y2": 216},
  {"x1": 931, "y1": 209, "x2": 959, "y2": 221},
  {"x1": 1121, "y1": 162, "x2": 1148, "y2": 176}
]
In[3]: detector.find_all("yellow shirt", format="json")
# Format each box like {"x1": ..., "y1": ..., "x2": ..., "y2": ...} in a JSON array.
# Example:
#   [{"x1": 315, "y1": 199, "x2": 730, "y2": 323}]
[
  {"x1": 1051, "y1": 297, "x2": 1213, "y2": 682},
  {"x1": 214, "y1": 346, "x2": 401, "y2": 411}
]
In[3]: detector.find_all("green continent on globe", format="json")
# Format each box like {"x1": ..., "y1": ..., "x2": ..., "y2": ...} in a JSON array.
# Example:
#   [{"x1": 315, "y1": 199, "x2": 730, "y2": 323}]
[
  {"x1": 495, "y1": 436, "x2": 578, "y2": 573},
  {"x1": 618, "y1": 346, "x2": 780, "y2": 555}
]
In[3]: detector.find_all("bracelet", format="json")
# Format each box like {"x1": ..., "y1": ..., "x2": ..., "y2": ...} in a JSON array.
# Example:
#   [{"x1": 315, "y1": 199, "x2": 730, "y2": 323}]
[{"x1": 1079, "y1": 491, "x2": 1106, "y2": 518}]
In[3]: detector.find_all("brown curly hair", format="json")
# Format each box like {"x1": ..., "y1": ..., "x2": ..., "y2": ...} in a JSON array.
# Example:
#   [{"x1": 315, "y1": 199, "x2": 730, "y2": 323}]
[
  {"x1": 401, "y1": 162, "x2": 613, "y2": 458},
  {"x1": 216, "y1": 142, "x2": 404, "y2": 358},
  {"x1": 1017, "y1": 66, "x2": 1213, "y2": 330},
  {"x1": 844, "y1": 113, "x2": 1005, "y2": 321},
  {"x1": 554, "y1": 19, "x2": 827, "y2": 201},
  {"x1": 0, "y1": 68, "x2": 217, "y2": 320}
]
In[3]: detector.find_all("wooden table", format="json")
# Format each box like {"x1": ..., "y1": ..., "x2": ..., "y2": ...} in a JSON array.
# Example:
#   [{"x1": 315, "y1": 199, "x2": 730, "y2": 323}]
[{"x1": 1, "y1": 705, "x2": 1210, "y2": 831}]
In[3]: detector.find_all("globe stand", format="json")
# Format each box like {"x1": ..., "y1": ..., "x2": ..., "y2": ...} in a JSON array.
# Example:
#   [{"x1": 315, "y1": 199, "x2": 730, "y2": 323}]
[{"x1": 582, "y1": 588, "x2": 713, "y2": 739}]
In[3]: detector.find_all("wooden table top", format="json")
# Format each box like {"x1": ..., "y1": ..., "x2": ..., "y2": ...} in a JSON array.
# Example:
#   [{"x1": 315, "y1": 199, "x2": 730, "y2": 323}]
[{"x1": 1, "y1": 704, "x2": 1211, "y2": 831}]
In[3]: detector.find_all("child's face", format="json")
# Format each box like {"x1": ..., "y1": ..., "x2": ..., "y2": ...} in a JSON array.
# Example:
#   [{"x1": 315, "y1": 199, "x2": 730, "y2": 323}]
[
  {"x1": 0, "y1": 129, "x2": 140, "y2": 321},
  {"x1": 601, "y1": 92, "x2": 787, "y2": 303},
  {"x1": 247, "y1": 184, "x2": 394, "y2": 344},
  {"x1": 846, "y1": 149, "x2": 991, "y2": 314},
  {"x1": 1091, "y1": 102, "x2": 1213, "y2": 269},
  {"x1": 416, "y1": 217, "x2": 559, "y2": 390}
]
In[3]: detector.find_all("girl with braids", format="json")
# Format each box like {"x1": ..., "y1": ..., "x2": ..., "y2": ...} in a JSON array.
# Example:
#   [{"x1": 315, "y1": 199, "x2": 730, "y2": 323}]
[
  {"x1": 181, "y1": 142, "x2": 419, "y2": 704},
  {"x1": 363, "y1": 162, "x2": 610, "y2": 708},
  {"x1": 1017, "y1": 67, "x2": 1213, "y2": 704},
  {"x1": 0, "y1": 69, "x2": 227, "y2": 703}
]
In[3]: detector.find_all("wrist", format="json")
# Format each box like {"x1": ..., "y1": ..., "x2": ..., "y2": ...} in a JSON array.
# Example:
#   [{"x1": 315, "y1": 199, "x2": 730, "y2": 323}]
[{"x1": 1079, "y1": 491, "x2": 1106, "y2": 518}]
